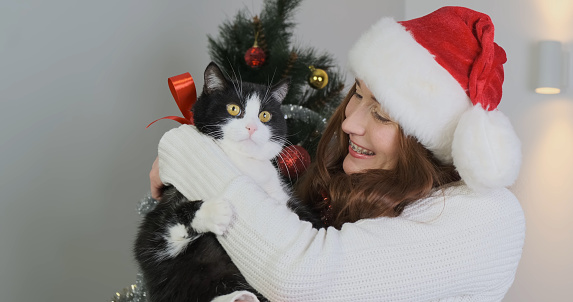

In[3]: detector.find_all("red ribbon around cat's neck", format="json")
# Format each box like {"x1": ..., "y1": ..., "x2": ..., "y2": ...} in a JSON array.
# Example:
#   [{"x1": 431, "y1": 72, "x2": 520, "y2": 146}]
[{"x1": 147, "y1": 72, "x2": 197, "y2": 128}]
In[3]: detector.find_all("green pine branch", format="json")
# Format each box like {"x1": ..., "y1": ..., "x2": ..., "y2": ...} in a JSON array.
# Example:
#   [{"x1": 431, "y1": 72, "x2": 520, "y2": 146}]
[{"x1": 207, "y1": 0, "x2": 345, "y2": 161}]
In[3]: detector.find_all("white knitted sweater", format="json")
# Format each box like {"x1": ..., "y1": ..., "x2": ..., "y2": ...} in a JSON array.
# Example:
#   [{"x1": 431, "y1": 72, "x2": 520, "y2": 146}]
[{"x1": 158, "y1": 125, "x2": 526, "y2": 302}]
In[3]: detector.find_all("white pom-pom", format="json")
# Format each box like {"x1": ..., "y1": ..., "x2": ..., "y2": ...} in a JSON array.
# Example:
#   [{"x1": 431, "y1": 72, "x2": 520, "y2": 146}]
[{"x1": 452, "y1": 105, "x2": 522, "y2": 192}]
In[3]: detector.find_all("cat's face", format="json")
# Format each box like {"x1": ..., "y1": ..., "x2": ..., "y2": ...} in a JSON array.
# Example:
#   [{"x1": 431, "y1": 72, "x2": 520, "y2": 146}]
[{"x1": 192, "y1": 62, "x2": 289, "y2": 161}]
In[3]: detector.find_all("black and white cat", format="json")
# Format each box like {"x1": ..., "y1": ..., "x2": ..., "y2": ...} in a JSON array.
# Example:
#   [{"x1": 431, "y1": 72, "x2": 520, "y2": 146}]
[{"x1": 134, "y1": 62, "x2": 322, "y2": 302}]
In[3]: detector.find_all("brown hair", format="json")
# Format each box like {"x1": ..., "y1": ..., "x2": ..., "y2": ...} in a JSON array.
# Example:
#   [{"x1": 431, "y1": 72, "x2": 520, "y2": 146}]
[{"x1": 295, "y1": 84, "x2": 461, "y2": 229}]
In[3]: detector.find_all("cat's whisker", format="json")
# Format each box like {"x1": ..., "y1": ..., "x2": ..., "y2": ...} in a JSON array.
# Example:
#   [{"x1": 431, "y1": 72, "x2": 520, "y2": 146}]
[
  {"x1": 262, "y1": 79, "x2": 272, "y2": 106},
  {"x1": 201, "y1": 122, "x2": 226, "y2": 128},
  {"x1": 281, "y1": 149, "x2": 303, "y2": 178},
  {"x1": 205, "y1": 129, "x2": 226, "y2": 138},
  {"x1": 204, "y1": 127, "x2": 224, "y2": 133},
  {"x1": 229, "y1": 61, "x2": 243, "y2": 100},
  {"x1": 270, "y1": 68, "x2": 277, "y2": 83},
  {"x1": 273, "y1": 139, "x2": 308, "y2": 179},
  {"x1": 238, "y1": 70, "x2": 244, "y2": 101},
  {"x1": 276, "y1": 151, "x2": 293, "y2": 181},
  {"x1": 278, "y1": 144, "x2": 310, "y2": 177},
  {"x1": 262, "y1": 69, "x2": 278, "y2": 105},
  {"x1": 270, "y1": 138, "x2": 293, "y2": 149},
  {"x1": 289, "y1": 154, "x2": 307, "y2": 179},
  {"x1": 273, "y1": 136, "x2": 293, "y2": 145},
  {"x1": 271, "y1": 136, "x2": 294, "y2": 147},
  {"x1": 272, "y1": 140, "x2": 294, "y2": 151},
  {"x1": 196, "y1": 126, "x2": 226, "y2": 139},
  {"x1": 223, "y1": 59, "x2": 243, "y2": 102}
]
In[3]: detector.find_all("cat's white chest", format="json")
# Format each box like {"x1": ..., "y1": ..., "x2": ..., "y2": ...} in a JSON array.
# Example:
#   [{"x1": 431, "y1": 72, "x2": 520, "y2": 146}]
[{"x1": 225, "y1": 150, "x2": 289, "y2": 204}]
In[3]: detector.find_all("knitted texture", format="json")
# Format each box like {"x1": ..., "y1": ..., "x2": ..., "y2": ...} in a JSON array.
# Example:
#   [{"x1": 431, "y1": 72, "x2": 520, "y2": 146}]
[
  {"x1": 216, "y1": 177, "x2": 525, "y2": 301},
  {"x1": 211, "y1": 291, "x2": 259, "y2": 302},
  {"x1": 157, "y1": 124, "x2": 526, "y2": 301},
  {"x1": 158, "y1": 125, "x2": 241, "y2": 201}
]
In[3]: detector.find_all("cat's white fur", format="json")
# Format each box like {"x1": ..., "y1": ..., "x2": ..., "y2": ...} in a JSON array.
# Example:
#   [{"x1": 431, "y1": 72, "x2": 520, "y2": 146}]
[
  {"x1": 191, "y1": 197, "x2": 234, "y2": 235},
  {"x1": 166, "y1": 92, "x2": 289, "y2": 257},
  {"x1": 218, "y1": 94, "x2": 290, "y2": 203},
  {"x1": 164, "y1": 199, "x2": 232, "y2": 258},
  {"x1": 162, "y1": 223, "x2": 201, "y2": 260}
]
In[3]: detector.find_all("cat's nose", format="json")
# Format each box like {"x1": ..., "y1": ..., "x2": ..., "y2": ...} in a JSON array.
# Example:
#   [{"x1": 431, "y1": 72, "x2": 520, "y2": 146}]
[{"x1": 246, "y1": 124, "x2": 257, "y2": 136}]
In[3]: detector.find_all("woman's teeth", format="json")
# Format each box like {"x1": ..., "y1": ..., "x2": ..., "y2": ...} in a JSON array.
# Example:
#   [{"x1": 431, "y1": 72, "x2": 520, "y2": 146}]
[{"x1": 349, "y1": 140, "x2": 375, "y2": 155}]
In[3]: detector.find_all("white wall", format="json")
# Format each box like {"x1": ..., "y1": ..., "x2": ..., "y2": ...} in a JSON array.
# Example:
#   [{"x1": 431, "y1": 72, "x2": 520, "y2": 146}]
[
  {"x1": 405, "y1": 1, "x2": 573, "y2": 301},
  {"x1": 0, "y1": 1, "x2": 402, "y2": 301}
]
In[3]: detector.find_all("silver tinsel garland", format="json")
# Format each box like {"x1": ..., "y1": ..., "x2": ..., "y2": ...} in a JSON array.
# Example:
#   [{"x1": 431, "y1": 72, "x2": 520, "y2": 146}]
[
  {"x1": 110, "y1": 273, "x2": 148, "y2": 302},
  {"x1": 110, "y1": 194, "x2": 158, "y2": 302},
  {"x1": 136, "y1": 192, "x2": 159, "y2": 216},
  {"x1": 281, "y1": 104, "x2": 327, "y2": 131}
]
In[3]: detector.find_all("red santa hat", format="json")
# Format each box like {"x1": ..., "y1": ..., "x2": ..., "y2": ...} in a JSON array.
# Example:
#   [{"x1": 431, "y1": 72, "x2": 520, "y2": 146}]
[{"x1": 348, "y1": 6, "x2": 521, "y2": 192}]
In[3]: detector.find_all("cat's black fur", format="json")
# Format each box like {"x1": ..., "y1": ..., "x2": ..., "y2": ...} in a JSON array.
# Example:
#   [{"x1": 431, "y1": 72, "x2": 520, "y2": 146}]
[{"x1": 134, "y1": 62, "x2": 322, "y2": 302}]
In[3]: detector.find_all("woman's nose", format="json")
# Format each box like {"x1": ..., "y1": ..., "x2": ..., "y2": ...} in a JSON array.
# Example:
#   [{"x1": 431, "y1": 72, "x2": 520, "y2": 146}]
[{"x1": 342, "y1": 103, "x2": 367, "y2": 136}]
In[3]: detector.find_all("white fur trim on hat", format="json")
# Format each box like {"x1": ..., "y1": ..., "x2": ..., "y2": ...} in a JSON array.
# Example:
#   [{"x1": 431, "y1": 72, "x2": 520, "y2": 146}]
[
  {"x1": 348, "y1": 17, "x2": 472, "y2": 164},
  {"x1": 452, "y1": 105, "x2": 521, "y2": 192}
]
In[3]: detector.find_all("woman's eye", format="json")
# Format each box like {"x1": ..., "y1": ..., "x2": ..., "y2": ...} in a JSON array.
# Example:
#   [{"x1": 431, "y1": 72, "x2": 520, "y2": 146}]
[
  {"x1": 353, "y1": 91, "x2": 363, "y2": 99},
  {"x1": 227, "y1": 103, "x2": 241, "y2": 116},
  {"x1": 259, "y1": 111, "x2": 272, "y2": 122},
  {"x1": 372, "y1": 110, "x2": 390, "y2": 122}
]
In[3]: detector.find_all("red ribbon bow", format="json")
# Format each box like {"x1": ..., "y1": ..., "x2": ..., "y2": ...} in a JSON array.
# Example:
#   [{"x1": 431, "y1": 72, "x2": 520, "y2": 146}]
[{"x1": 147, "y1": 72, "x2": 197, "y2": 128}]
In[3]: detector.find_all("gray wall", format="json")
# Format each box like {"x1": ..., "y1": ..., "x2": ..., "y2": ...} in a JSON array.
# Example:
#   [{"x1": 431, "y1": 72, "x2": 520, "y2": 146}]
[
  {"x1": 6, "y1": 0, "x2": 568, "y2": 301},
  {"x1": 0, "y1": 0, "x2": 402, "y2": 301}
]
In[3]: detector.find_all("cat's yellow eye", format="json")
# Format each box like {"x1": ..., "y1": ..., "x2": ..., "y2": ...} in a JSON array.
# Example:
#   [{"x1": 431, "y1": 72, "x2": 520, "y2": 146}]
[
  {"x1": 227, "y1": 103, "x2": 241, "y2": 116},
  {"x1": 259, "y1": 111, "x2": 272, "y2": 123}
]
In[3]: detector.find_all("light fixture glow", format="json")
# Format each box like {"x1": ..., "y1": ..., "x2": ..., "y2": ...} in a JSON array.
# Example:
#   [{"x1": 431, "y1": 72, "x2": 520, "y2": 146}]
[
  {"x1": 535, "y1": 87, "x2": 561, "y2": 94},
  {"x1": 536, "y1": 40, "x2": 564, "y2": 95}
]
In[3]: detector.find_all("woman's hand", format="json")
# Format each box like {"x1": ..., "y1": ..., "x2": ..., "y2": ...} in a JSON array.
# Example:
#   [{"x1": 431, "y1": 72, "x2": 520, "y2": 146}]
[{"x1": 150, "y1": 156, "x2": 163, "y2": 200}]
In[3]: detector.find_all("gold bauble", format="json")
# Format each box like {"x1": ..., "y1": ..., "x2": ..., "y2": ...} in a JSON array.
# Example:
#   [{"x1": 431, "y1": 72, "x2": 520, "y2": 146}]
[{"x1": 308, "y1": 66, "x2": 328, "y2": 89}]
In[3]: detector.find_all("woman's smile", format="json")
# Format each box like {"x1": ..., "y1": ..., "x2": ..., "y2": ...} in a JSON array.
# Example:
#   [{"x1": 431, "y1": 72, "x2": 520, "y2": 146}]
[
  {"x1": 348, "y1": 139, "x2": 375, "y2": 156},
  {"x1": 342, "y1": 79, "x2": 400, "y2": 174}
]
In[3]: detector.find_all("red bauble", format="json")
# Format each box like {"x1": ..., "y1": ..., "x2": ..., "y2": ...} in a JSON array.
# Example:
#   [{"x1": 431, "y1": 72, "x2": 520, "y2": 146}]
[
  {"x1": 277, "y1": 145, "x2": 311, "y2": 179},
  {"x1": 245, "y1": 46, "x2": 266, "y2": 68}
]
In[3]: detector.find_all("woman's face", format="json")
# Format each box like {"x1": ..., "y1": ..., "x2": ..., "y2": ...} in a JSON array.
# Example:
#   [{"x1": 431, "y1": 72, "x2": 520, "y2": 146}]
[{"x1": 342, "y1": 79, "x2": 400, "y2": 174}]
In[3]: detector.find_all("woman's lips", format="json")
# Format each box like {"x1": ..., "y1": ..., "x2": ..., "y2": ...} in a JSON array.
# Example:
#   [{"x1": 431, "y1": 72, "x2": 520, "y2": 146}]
[{"x1": 348, "y1": 140, "x2": 375, "y2": 158}]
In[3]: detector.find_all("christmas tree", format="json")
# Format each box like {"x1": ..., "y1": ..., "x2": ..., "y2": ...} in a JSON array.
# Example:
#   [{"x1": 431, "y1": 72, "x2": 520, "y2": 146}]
[
  {"x1": 208, "y1": 0, "x2": 345, "y2": 181},
  {"x1": 111, "y1": 0, "x2": 345, "y2": 300}
]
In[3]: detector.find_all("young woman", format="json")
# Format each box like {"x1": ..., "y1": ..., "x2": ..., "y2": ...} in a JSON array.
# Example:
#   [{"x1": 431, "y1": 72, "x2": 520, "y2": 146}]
[{"x1": 151, "y1": 6, "x2": 525, "y2": 301}]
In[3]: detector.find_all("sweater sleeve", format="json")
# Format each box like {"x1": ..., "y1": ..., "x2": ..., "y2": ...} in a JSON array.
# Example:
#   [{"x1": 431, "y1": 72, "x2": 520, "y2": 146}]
[
  {"x1": 156, "y1": 125, "x2": 525, "y2": 301},
  {"x1": 158, "y1": 124, "x2": 241, "y2": 201},
  {"x1": 216, "y1": 176, "x2": 526, "y2": 302}
]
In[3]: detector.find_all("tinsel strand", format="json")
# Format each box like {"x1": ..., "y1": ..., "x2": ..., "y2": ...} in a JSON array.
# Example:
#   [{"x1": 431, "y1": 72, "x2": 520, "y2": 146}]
[
  {"x1": 110, "y1": 273, "x2": 148, "y2": 302},
  {"x1": 281, "y1": 104, "x2": 328, "y2": 131},
  {"x1": 252, "y1": 16, "x2": 268, "y2": 53},
  {"x1": 282, "y1": 51, "x2": 298, "y2": 78},
  {"x1": 137, "y1": 192, "x2": 158, "y2": 216},
  {"x1": 109, "y1": 194, "x2": 158, "y2": 302}
]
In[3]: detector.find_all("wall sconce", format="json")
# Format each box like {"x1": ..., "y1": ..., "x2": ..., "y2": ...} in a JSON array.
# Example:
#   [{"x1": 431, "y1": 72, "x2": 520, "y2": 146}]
[{"x1": 536, "y1": 40, "x2": 565, "y2": 94}]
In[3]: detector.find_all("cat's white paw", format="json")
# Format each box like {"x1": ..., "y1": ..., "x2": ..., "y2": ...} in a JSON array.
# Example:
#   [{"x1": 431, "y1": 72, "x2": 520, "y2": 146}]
[
  {"x1": 162, "y1": 223, "x2": 201, "y2": 259},
  {"x1": 191, "y1": 198, "x2": 233, "y2": 236}
]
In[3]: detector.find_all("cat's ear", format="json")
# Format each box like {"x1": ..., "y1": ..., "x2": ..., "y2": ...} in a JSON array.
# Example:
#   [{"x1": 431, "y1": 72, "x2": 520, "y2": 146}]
[
  {"x1": 270, "y1": 77, "x2": 290, "y2": 104},
  {"x1": 203, "y1": 62, "x2": 229, "y2": 94}
]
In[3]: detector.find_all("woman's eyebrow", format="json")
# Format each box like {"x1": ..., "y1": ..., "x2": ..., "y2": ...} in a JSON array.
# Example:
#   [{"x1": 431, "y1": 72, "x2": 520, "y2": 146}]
[{"x1": 355, "y1": 79, "x2": 378, "y2": 102}]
